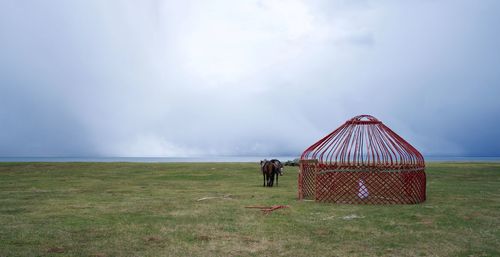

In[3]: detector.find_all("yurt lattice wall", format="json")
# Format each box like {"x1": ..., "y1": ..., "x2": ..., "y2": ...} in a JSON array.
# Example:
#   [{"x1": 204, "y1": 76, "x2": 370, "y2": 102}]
[{"x1": 298, "y1": 115, "x2": 426, "y2": 204}]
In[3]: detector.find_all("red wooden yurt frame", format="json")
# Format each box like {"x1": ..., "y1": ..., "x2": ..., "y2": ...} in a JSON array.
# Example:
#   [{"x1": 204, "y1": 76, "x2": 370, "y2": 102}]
[{"x1": 298, "y1": 115, "x2": 426, "y2": 204}]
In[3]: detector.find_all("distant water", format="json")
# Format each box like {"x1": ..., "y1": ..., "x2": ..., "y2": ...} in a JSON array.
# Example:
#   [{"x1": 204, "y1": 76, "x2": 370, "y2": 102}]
[
  {"x1": 425, "y1": 156, "x2": 500, "y2": 162},
  {"x1": 0, "y1": 156, "x2": 499, "y2": 163},
  {"x1": 0, "y1": 156, "x2": 298, "y2": 163}
]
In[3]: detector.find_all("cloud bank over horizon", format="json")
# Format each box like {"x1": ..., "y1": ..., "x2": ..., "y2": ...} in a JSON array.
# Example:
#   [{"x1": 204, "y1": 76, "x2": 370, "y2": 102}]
[{"x1": 1, "y1": 0, "x2": 499, "y2": 157}]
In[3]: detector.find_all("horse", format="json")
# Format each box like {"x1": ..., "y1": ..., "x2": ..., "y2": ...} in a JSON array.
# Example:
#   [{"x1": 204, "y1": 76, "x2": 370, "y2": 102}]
[
  {"x1": 270, "y1": 159, "x2": 284, "y2": 186},
  {"x1": 260, "y1": 159, "x2": 284, "y2": 187}
]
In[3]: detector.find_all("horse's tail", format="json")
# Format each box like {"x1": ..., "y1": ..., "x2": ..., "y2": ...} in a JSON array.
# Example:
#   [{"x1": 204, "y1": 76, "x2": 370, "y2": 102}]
[{"x1": 263, "y1": 162, "x2": 275, "y2": 186}]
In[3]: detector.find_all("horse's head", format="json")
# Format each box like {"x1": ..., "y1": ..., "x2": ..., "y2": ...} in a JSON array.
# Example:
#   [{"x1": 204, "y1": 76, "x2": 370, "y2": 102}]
[
  {"x1": 271, "y1": 159, "x2": 284, "y2": 176},
  {"x1": 278, "y1": 163, "x2": 284, "y2": 176}
]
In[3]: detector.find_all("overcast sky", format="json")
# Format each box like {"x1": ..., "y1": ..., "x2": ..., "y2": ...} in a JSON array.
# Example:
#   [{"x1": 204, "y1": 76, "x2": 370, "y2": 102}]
[{"x1": 1, "y1": 0, "x2": 499, "y2": 157}]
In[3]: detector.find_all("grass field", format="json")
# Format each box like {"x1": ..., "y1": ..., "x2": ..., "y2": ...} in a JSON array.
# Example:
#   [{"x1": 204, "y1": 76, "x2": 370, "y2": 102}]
[{"x1": 0, "y1": 162, "x2": 499, "y2": 257}]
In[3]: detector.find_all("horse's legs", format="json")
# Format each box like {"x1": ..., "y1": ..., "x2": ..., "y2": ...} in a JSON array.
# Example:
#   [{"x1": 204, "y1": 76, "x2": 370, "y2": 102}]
[
  {"x1": 276, "y1": 173, "x2": 278, "y2": 187},
  {"x1": 267, "y1": 173, "x2": 273, "y2": 187},
  {"x1": 263, "y1": 173, "x2": 266, "y2": 187}
]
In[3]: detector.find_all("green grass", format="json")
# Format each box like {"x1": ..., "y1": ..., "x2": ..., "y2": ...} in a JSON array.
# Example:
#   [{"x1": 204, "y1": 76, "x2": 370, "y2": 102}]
[{"x1": 0, "y1": 162, "x2": 499, "y2": 257}]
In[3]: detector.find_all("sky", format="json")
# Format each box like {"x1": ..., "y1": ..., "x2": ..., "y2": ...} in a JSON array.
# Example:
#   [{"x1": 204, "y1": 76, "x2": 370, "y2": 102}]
[{"x1": 1, "y1": 0, "x2": 499, "y2": 157}]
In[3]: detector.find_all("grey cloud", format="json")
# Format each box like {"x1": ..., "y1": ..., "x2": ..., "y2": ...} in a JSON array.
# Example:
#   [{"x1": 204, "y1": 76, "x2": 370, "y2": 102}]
[{"x1": 1, "y1": 0, "x2": 499, "y2": 157}]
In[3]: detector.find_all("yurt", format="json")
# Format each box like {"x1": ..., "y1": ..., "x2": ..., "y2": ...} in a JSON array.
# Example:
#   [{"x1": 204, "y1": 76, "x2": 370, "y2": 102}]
[{"x1": 298, "y1": 115, "x2": 426, "y2": 204}]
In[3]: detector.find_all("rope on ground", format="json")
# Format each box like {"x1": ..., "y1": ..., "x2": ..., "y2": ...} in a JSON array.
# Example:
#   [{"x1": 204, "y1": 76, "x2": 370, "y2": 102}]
[{"x1": 245, "y1": 205, "x2": 289, "y2": 214}]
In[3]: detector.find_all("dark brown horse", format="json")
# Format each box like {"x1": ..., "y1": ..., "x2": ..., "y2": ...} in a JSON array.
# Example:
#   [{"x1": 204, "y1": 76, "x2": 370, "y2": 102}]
[{"x1": 260, "y1": 159, "x2": 284, "y2": 187}]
